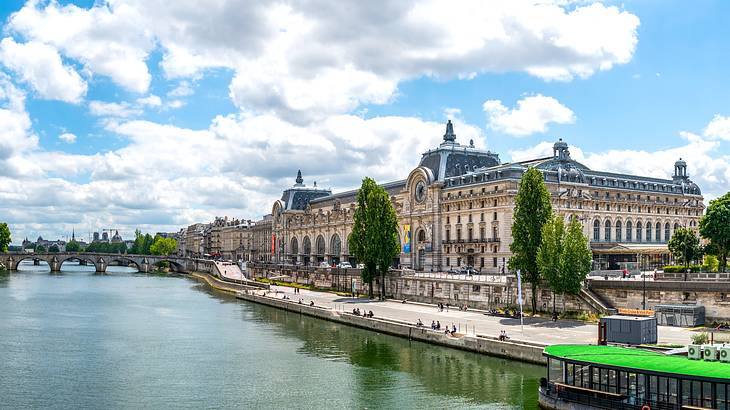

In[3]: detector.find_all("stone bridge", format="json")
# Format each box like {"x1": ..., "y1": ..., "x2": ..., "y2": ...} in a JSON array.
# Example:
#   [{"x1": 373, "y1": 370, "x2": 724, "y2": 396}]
[{"x1": 1, "y1": 252, "x2": 215, "y2": 274}]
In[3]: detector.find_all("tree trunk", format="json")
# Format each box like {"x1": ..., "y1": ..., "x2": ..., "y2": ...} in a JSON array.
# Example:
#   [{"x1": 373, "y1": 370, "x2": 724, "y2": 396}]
[
  {"x1": 380, "y1": 271, "x2": 386, "y2": 301},
  {"x1": 531, "y1": 282, "x2": 537, "y2": 315},
  {"x1": 368, "y1": 279, "x2": 373, "y2": 299},
  {"x1": 562, "y1": 293, "x2": 566, "y2": 313},
  {"x1": 552, "y1": 290, "x2": 556, "y2": 316}
]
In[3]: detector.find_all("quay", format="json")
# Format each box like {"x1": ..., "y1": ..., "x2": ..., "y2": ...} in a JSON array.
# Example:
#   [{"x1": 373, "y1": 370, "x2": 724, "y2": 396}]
[{"x1": 189, "y1": 271, "x2": 695, "y2": 366}]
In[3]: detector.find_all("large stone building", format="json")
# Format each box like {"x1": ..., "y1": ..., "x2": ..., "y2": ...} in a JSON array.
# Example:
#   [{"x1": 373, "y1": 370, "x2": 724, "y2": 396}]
[{"x1": 269, "y1": 121, "x2": 704, "y2": 273}]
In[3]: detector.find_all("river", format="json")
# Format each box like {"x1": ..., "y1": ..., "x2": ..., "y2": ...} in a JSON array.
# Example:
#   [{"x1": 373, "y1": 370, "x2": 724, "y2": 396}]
[{"x1": 0, "y1": 261, "x2": 543, "y2": 409}]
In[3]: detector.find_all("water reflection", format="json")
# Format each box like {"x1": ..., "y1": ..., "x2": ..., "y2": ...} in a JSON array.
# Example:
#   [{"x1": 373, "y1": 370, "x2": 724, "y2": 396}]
[{"x1": 240, "y1": 296, "x2": 543, "y2": 408}]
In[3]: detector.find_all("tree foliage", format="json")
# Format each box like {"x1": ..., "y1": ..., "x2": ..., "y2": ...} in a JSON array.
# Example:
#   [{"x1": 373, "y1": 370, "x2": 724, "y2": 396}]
[
  {"x1": 35, "y1": 244, "x2": 46, "y2": 253},
  {"x1": 0, "y1": 223, "x2": 11, "y2": 252},
  {"x1": 668, "y1": 227, "x2": 702, "y2": 268},
  {"x1": 129, "y1": 230, "x2": 154, "y2": 255},
  {"x1": 700, "y1": 192, "x2": 730, "y2": 273},
  {"x1": 85, "y1": 241, "x2": 127, "y2": 254},
  {"x1": 537, "y1": 215, "x2": 592, "y2": 313},
  {"x1": 537, "y1": 215, "x2": 564, "y2": 313},
  {"x1": 65, "y1": 240, "x2": 82, "y2": 252},
  {"x1": 348, "y1": 177, "x2": 400, "y2": 299},
  {"x1": 562, "y1": 216, "x2": 593, "y2": 296},
  {"x1": 48, "y1": 244, "x2": 60, "y2": 253},
  {"x1": 509, "y1": 167, "x2": 552, "y2": 314},
  {"x1": 150, "y1": 235, "x2": 177, "y2": 256}
]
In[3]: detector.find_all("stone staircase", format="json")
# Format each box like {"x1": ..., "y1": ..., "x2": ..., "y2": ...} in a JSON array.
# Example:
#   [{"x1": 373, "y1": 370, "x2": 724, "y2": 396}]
[{"x1": 577, "y1": 287, "x2": 616, "y2": 315}]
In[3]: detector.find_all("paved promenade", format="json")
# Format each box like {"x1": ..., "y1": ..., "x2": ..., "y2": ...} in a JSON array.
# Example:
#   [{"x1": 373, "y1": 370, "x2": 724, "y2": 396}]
[{"x1": 267, "y1": 285, "x2": 694, "y2": 347}]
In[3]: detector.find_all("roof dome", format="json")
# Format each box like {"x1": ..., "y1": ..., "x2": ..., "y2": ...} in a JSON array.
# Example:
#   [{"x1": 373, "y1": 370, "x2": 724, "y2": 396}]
[
  {"x1": 675, "y1": 158, "x2": 687, "y2": 167},
  {"x1": 554, "y1": 138, "x2": 568, "y2": 150}
]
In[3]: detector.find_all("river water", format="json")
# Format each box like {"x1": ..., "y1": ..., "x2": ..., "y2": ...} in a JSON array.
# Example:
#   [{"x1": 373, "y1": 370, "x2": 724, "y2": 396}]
[{"x1": 0, "y1": 261, "x2": 543, "y2": 409}]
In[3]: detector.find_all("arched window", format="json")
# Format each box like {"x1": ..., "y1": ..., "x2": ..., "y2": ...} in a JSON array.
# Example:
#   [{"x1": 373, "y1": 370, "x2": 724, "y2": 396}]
[
  {"x1": 303, "y1": 236, "x2": 311, "y2": 255},
  {"x1": 615, "y1": 221, "x2": 622, "y2": 242},
  {"x1": 330, "y1": 234, "x2": 341, "y2": 256},
  {"x1": 664, "y1": 223, "x2": 670, "y2": 243},
  {"x1": 646, "y1": 222, "x2": 652, "y2": 243},
  {"x1": 655, "y1": 223, "x2": 662, "y2": 243},
  {"x1": 636, "y1": 222, "x2": 643, "y2": 242},
  {"x1": 316, "y1": 235, "x2": 326, "y2": 255},
  {"x1": 626, "y1": 221, "x2": 633, "y2": 242},
  {"x1": 604, "y1": 220, "x2": 612, "y2": 242},
  {"x1": 674, "y1": 223, "x2": 680, "y2": 232},
  {"x1": 417, "y1": 230, "x2": 426, "y2": 242},
  {"x1": 593, "y1": 220, "x2": 600, "y2": 242},
  {"x1": 291, "y1": 237, "x2": 298, "y2": 255}
]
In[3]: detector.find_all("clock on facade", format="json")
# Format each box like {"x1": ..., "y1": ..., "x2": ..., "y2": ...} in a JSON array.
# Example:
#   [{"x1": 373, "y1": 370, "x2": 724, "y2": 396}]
[{"x1": 415, "y1": 180, "x2": 426, "y2": 203}]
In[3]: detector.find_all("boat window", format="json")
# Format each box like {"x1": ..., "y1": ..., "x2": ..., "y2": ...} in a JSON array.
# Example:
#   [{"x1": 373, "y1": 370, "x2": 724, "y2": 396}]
[
  {"x1": 548, "y1": 358, "x2": 562, "y2": 382},
  {"x1": 607, "y1": 369, "x2": 618, "y2": 393},
  {"x1": 667, "y1": 378, "x2": 678, "y2": 404},
  {"x1": 718, "y1": 383, "x2": 727, "y2": 410},
  {"x1": 703, "y1": 382, "x2": 713, "y2": 409},
  {"x1": 619, "y1": 371, "x2": 628, "y2": 396}
]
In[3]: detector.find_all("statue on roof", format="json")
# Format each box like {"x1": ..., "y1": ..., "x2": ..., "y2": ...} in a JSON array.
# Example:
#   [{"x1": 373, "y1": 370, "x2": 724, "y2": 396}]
[
  {"x1": 443, "y1": 120, "x2": 456, "y2": 142},
  {"x1": 295, "y1": 169, "x2": 303, "y2": 185}
]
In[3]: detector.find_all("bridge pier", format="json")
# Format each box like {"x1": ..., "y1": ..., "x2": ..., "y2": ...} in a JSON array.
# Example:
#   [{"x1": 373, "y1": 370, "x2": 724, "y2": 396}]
[
  {"x1": 140, "y1": 258, "x2": 150, "y2": 273},
  {"x1": 96, "y1": 257, "x2": 107, "y2": 273},
  {"x1": 49, "y1": 256, "x2": 61, "y2": 272},
  {"x1": 3, "y1": 256, "x2": 18, "y2": 271}
]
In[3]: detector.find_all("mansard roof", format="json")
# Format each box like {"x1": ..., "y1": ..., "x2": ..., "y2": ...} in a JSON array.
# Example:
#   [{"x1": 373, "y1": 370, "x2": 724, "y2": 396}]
[
  {"x1": 418, "y1": 120, "x2": 500, "y2": 181},
  {"x1": 309, "y1": 179, "x2": 406, "y2": 206},
  {"x1": 279, "y1": 170, "x2": 331, "y2": 210},
  {"x1": 442, "y1": 139, "x2": 702, "y2": 196}
]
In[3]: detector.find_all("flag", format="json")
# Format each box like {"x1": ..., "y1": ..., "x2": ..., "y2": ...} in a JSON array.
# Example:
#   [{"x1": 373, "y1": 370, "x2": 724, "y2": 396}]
[{"x1": 516, "y1": 269, "x2": 523, "y2": 305}]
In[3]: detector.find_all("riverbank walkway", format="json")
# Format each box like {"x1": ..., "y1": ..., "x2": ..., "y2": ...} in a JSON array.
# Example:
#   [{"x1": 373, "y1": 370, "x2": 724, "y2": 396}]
[{"x1": 264, "y1": 285, "x2": 694, "y2": 347}]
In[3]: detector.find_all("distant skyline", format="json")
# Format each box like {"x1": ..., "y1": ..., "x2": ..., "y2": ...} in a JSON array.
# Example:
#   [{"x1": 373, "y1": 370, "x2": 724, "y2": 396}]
[{"x1": 1, "y1": 1, "x2": 729, "y2": 244}]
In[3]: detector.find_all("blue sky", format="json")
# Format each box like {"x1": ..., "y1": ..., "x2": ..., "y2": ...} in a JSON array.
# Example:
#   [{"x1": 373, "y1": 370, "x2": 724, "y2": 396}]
[{"x1": 0, "y1": 0, "x2": 728, "y2": 244}]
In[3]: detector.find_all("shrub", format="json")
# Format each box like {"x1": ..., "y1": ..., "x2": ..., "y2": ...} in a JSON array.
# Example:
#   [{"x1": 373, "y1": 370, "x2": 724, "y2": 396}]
[
  {"x1": 691, "y1": 332, "x2": 710, "y2": 345},
  {"x1": 662, "y1": 265, "x2": 703, "y2": 273}
]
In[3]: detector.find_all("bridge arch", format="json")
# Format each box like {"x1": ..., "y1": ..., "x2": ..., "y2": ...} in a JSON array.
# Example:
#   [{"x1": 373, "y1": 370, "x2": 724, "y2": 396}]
[
  {"x1": 108, "y1": 257, "x2": 141, "y2": 272},
  {"x1": 12, "y1": 255, "x2": 52, "y2": 271},
  {"x1": 58, "y1": 255, "x2": 99, "y2": 271},
  {"x1": 155, "y1": 258, "x2": 186, "y2": 273}
]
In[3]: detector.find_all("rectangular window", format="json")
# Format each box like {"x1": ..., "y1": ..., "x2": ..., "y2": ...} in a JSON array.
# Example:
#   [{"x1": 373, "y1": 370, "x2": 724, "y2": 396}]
[
  {"x1": 457, "y1": 257, "x2": 461, "y2": 266},
  {"x1": 493, "y1": 257, "x2": 497, "y2": 267},
  {"x1": 493, "y1": 212, "x2": 498, "y2": 221},
  {"x1": 480, "y1": 257, "x2": 484, "y2": 268},
  {"x1": 446, "y1": 257, "x2": 450, "y2": 266}
]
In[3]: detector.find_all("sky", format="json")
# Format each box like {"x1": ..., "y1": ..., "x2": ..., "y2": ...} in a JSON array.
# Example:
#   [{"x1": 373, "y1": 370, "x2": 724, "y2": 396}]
[{"x1": 0, "y1": 0, "x2": 729, "y2": 245}]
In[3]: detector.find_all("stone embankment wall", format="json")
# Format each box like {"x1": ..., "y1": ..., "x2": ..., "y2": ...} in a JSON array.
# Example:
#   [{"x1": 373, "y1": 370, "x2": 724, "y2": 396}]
[
  {"x1": 251, "y1": 264, "x2": 592, "y2": 313},
  {"x1": 235, "y1": 290, "x2": 546, "y2": 365},
  {"x1": 589, "y1": 280, "x2": 730, "y2": 321}
]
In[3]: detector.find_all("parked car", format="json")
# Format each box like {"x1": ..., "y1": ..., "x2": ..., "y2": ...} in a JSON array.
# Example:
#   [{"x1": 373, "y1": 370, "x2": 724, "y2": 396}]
[
  {"x1": 318, "y1": 261, "x2": 330, "y2": 268},
  {"x1": 356, "y1": 263, "x2": 365, "y2": 269},
  {"x1": 337, "y1": 262, "x2": 352, "y2": 269}
]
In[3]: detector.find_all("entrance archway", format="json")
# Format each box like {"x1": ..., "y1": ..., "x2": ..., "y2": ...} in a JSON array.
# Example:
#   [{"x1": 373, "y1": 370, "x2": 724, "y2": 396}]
[
  {"x1": 302, "y1": 236, "x2": 311, "y2": 266},
  {"x1": 315, "y1": 235, "x2": 325, "y2": 263},
  {"x1": 330, "y1": 234, "x2": 341, "y2": 265},
  {"x1": 290, "y1": 237, "x2": 299, "y2": 265}
]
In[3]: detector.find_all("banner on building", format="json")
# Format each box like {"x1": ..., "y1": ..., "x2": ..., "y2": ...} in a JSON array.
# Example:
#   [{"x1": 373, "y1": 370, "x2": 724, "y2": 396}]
[
  {"x1": 403, "y1": 224, "x2": 411, "y2": 253},
  {"x1": 271, "y1": 234, "x2": 276, "y2": 256}
]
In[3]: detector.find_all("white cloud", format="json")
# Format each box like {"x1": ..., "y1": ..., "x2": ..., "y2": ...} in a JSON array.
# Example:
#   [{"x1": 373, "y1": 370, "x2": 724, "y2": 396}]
[
  {"x1": 484, "y1": 94, "x2": 575, "y2": 136},
  {"x1": 704, "y1": 115, "x2": 730, "y2": 141},
  {"x1": 8, "y1": 1, "x2": 154, "y2": 93},
  {"x1": 0, "y1": 37, "x2": 87, "y2": 103},
  {"x1": 7, "y1": 0, "x2": 639, "y2": 121},
  {"x1": 136, "y1": 95, "x2": 162, "y2": 107},
  {"x1": 88, "y1": 101, "x2": 142, "y2": 118},
  {"x1": 167, "y1": 81, "x2": 194, "y2": 98},
  {"x1": 0, "y1": 73, "x2": 39, "y2": 177},
  {"x1": 59, "y1": 133, "x2": 76, "y2": 144}
]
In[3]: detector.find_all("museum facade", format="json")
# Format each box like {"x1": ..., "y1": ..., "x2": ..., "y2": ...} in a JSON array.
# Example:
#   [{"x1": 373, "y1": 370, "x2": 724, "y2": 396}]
[{"x1": 269, "y1": 121, "x2": 705, "y2": 273}]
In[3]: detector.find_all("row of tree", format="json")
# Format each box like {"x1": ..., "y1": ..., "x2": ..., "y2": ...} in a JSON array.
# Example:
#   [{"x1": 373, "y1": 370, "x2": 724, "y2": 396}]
[{"x1": 509, "y1": 168, "x2": 593, "y2": 314}]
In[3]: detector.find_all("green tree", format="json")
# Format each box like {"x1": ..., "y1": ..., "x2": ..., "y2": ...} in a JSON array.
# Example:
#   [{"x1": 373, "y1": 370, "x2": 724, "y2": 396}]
[
  {"x1": 668, "y1": 227, "x2": 701, "y2": 268},
  {"x1": 509, "y1": 167, "x2": 553, "y2": 314},
  {"x1": 700, "y1": 192, "x2": 730, "y2": 272},
  {"x1": 48, "y1": 244, "x2": 60, "y2": 253},
  {"x1": 561, "y1": 216, "x2": 593, "y2": 302},
  {"x1": 0, "y1": 223, "x2": 10, "y2": 252},
  {"x1": 35, "y1": 244, "x2": 47, "y2": 253},
  {"x1": 150, "y1": 236, "x2": 177, "y2": 256},
  {"x1": 348, "y1": 177, "x2": 400, "y2": 299},
  {"x1": 65, "y1": 240, "x2": 81, "y2": 252},
  {"x1": 537, "y1": 215, "x2": 564, "y2": 314}
]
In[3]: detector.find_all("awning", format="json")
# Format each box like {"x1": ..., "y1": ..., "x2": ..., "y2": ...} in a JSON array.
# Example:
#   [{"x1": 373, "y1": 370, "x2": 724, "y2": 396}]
[{"x1": 591, "y1": 243, "x2": 669, "y2": 255}]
